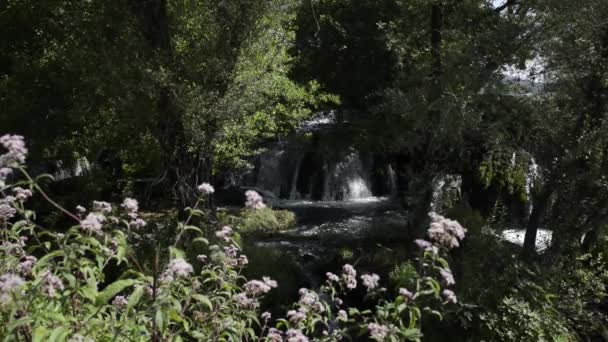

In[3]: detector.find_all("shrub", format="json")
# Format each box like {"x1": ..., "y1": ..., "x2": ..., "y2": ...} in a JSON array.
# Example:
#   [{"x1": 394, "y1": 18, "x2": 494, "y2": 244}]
[{"x1": 237, "y1": 207, "x2": 296, "y2": 235}]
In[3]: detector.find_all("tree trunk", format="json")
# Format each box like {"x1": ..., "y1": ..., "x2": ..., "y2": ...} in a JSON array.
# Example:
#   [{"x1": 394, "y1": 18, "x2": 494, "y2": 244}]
[
  {"x1": 131, "y1": 0, "x2": 202, "y2": 208},
  {"x1": 522, "y1": 187, "x2": 552, "y2": 259}
]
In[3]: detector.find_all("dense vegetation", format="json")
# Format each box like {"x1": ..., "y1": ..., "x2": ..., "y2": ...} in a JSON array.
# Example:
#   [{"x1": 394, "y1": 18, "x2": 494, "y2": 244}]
[{"x1": 1, "y1": 0, "x2": 608, "y2": 340}]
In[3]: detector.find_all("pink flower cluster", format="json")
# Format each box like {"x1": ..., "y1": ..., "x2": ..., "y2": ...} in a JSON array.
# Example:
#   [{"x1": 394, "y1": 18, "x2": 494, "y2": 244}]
[
  {"x1": 245, "y1": 190, "x2": 266, "y2": 210},
  {"x1": 215, "y1": 226, "x2": 233, "y2": 242},
  {"x1": 160, "y1": 258, "x2": 193, "y2": 282},
  {"x1": 197, "y1": 182, "x2": 215, "y2": 195},
  {"x1": 368, "y1": 323, "x2": 391, "y2": 341},
  {"x1": 297, "y1": 288, "x2": 325, "y2": 313},
  {"x1": 244, "y1": 277, "x2": 277, "y2": 296},
  {"x1": 341, "y1": 264, "x2": 357, "y2": 290},
  {"x1": 427, "y1": 212, "x2": 467, "y2": 250},
  {"x1": 360, "y1": 273, "x2": 380, "y2": 290},
  {"x1": 41, "y1": 270, "x2": 64, "y2": 297},
  {"x1": 0, "y1": 273, "x2": 25, "y2": 304},
  {"x1": 80, "y1": 212, "x2": 106, "y2": 235},
  {"x1": 17, "y1": 255, "x2": 37, "y2": 276},
  {"x1": 13, "y1": 187, "x2": 32, "y2": 202},
  {"x1": 0, "y1": 134, "x2": 27, "y2": 168}
]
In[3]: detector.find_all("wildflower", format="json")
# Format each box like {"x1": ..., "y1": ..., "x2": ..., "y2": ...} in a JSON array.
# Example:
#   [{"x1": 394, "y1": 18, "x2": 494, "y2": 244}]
[
  {"x1": 237, "y1": 255, "x2": 249, "y2": 266},
  {"x1": 129, "y1": 218, "x2": 146, "y2": 229},
  {"x1": 244, "y1": 277, "x2": 276, "y2": 296},
  {"x1": 92, "y1": 201, "x2": 112, "y2": 214},
  {"x1": 338, "y1": 310, "x2": 347, "y2": 321},
  {"x1": 192, "y1": 279, "x2": 201, "y2": 290},
  {"x1": 399, "y1": 288, "x2": 416, "y2": 301},
  {"x1": 361, "y1": 273, "x2": 380, "y2": 290},
  {"x1": 17, "y1": 256, "x2": 37, "y2": 276},
  {"x1": 41, "y1": 270, "x2": 64, "y2": 297},
  {"x1": 368, "y1": 323, "x2": 391, "y2": 341},
  {"x1": 112, "y1": 295, "x2": 128, "y2": 308},
  {"x1": 443, "y1": 289, "x2": 457, "y2": 304},
  {"x1": 285, "y1": 329, "x2": 309, "y2": 342},
  {"x1": 263, "y1": 276, "x2": 278, "y2": 289},
  {"x1": 12, "y1": 187, "x2": 32, "y2": 201},
  {"x1": 197, "y1": 182, "x2": 215, "y2": 195},
  {"x1": 427, "y1": 212, "x2": 467, "y2": 250},
  {"x1": 414, "y1": 239, "x2": 432, "y2": 250},
  {"x1": 326, "y1": 272, "x2": 340, "y2": 282},
  {"x1": 267, "y1": 328, "x2": 283, "y2": 342},
  {"x1": 75, "y1": 205, "x2": 86, "y2": 214},
  {"x1": 0, "y1": 134, "x2": 27, "y2": 167},
  {"x1": 245, "y1": 190, "x2": 266, "y2": 210},
  {"x1": 342, "y1": 264, "x2": 357, "y2": 290},
  {"x1": 196, "y1": 254, "x2": 207, "y2": 263},
  {"x1": 439, "y1": 268, "x2": 455, "y2": 286},
  {"x1": 0, "y1": 168, "x2": 12, "y2": 187},
  {"x1": 261, "y1": 311, "x2": 271, "y2": 321},
  {"x1": 0, "y1": 202, "x2": 16, "y2": 222},
  {"x1": 80, "y1": 213, "x2": 105, "y2": 235},
  {"x1": 234, "y1": 293, "x2": 259, "y2": 309},
  {"x1": 215, "y1": 226, "x2": 233, "y2": 242},
  {"x1": 287, "y1": 308, "x2": 307, "y2": 324},
  {"x1": 160, "y1": 258, "x2": 193, "y2": 282},
  {"x1": 121, "y1": 198, "x2": 139, "y2": 213},
  {"x1": 0, "y1": 273, "x2": 25, "y2": 304},
  {"x1": 298, "y1": 288, "x2": 324, "y2": 313}
]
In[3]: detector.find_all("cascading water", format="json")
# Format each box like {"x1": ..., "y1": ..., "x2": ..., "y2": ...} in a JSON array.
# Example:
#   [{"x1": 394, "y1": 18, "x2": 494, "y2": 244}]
[
  {"x1": 430, "y1": 174, "x2": 462, "y2": 214},
  {"x1": 255, "y1": 147, "x2": 285, "y2": 197},
  {"x1": 322, "y1": 151, "x2": 373, "y2": 201}
]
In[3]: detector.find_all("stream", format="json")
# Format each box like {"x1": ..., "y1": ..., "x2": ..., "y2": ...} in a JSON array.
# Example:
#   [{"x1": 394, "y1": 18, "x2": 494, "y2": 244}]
[{"x1": 241, "y1": 196, "x2": 413, "y2": 313}]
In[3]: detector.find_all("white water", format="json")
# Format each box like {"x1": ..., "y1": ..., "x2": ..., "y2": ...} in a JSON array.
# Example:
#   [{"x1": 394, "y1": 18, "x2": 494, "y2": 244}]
[
  {"x1": 322, "y1": 151, "x2": 373, "y2": 201},
  {"x1": 501, "y1": 228, "x2": 553, "y2": 252}
]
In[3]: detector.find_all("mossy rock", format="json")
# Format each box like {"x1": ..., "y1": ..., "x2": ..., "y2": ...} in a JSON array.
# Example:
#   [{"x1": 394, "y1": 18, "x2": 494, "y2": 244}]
[{"x1": 237, "y1": 207, "x2": 296, "y2": 235}]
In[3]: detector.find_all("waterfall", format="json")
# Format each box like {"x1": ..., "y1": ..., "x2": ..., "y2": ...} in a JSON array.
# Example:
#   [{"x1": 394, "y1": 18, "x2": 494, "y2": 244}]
[
  {"x1": 289, "y1": 156, "x2": 303, "y2": 200},
  {"x1": 430, "y1": 174, "x2": 462, "y2": 214},
  {"x1": 525, "y1": 156, "x2": 540, "y2": 216},
  {"x1": 387, "y1": 164, "x2": 398, "y2": 196},
  {"x1": 322, "y1": 151, "x2": 372, "y2": 201},
  {"x1": 255, "y1": 148, "x2": 285, "y2": 197}
]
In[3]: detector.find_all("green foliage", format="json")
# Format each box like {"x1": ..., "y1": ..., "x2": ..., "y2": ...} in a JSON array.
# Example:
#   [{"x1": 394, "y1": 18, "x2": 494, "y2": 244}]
[
  {"x1": 389, "y1": 262, "x2": 419, "y2": 291},
  {"x1": 236, "y1": 207, "x2": 296, "y2": 235},
  {"x1": 481, "y1": 297, "x2": 573, "y2": 342}
]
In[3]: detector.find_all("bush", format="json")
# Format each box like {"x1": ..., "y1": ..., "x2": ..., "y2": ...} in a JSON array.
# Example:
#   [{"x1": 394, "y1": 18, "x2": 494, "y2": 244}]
[{"x1": 237, "y1": 207, "x2": 296, "y2": 235}]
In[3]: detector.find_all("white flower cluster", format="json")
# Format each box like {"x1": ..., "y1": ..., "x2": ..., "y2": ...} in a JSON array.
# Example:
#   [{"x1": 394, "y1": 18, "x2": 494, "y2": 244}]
[
  {"x1": 41, "y1": 270, "x2": 64, "y2": 297},
  {"x1": 160, "y1": 258, "x2": 193, "y2": 282},
  {"x1": 427, "y1": 212, "x2": 467, "y2": 250},
  {"x1": 0, "y1": 134, "x2": 27, "y2": 168},
  {"x1": 197, "y1": 182, "x2": 215, "y2": 195},
  {"x1": 360, "y1": 273, "x2": 380, "y2": 290},
  {"x1": 17, "y1": 255, "x2": 37, "y2": 276},
  {"x1": 245, "y1": 190, "x2": 266, "y2": 210},
  {"x1": 0, "y1": 273, "x2": 25, "y2": 304},
  {"x1": 341, "y1": 264, "x2": 357, "y2": 290},
  {"x1": 80, "y1": 213, "x2": 106, "y2": 235},
  {"x1": 368, "y1": 323, "x2": 392, "y2": 341},
  {"x1": 244, "y1": 277, "x2": 277, "y2": 296},
  {"x1": 215, "y1": 226, "x2": 233, "y2": 242}
]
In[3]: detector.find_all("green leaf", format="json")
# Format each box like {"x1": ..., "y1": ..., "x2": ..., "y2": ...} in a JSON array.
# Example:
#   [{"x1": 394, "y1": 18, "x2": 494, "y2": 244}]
[
  {"x1": 192, "y1": 294, "x2": 213, "y2": 311},
  {"x1": 33, "y1": 326, "x2": 49, "y2": 342},
  {"x1": 95, "y1": 279, "x2": 137, "y2": 305},
  {"x1": 127, "y1": 286, "x2": 145, "y2": 312},
  {"x1": 169, "y1": 247, "x2": 185, "y2": 259},
  {"x1": 49, "y1": 327, "x2": 70, "y2": 342},
  {"x1": 35, "y1": 250, "x2": 64, "y2": 270},
  {"x1": 192, "y1": 237, "x2": 209, "y2": 245},
  {"x1": 155, "y1": 310, "x2": 167, "y2": 333}
]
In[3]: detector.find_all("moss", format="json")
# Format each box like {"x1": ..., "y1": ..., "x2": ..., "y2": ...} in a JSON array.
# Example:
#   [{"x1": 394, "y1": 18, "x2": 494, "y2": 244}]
[{"x1": 236, "y1": 207, "x2": 296, "y2": 235}]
